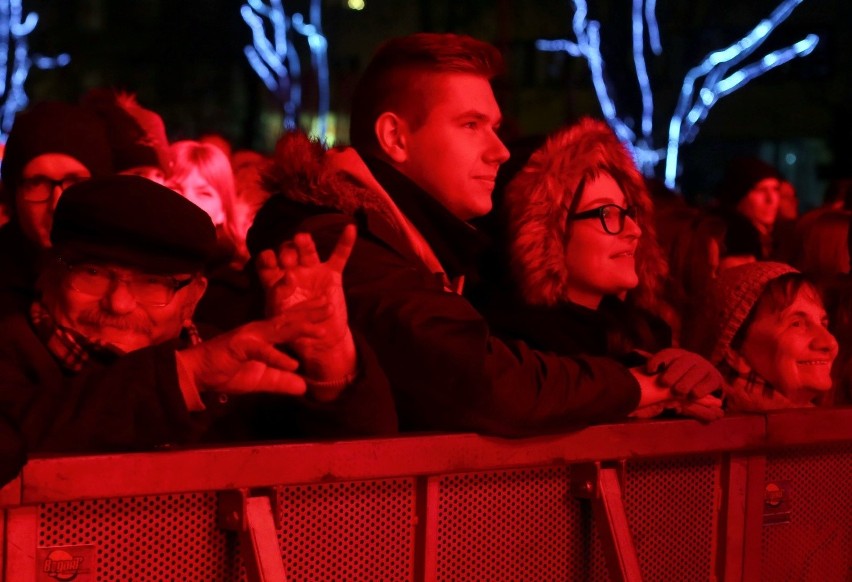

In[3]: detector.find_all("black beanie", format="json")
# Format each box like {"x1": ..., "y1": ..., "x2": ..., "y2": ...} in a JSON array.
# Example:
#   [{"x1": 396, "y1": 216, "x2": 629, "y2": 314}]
[
  {"x1": 717, "y1": 156, "x2": 782, "y2": 210},
  {"x1": 51, "y1": 175, "x2": 217, "y2": 274},
  {"x1": 1, "y1": 101, "x2": 113, "y2": 200}
]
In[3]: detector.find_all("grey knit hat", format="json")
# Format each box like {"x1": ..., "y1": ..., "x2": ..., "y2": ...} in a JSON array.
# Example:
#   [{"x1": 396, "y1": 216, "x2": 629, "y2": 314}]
[{"x1": 706, "y1": 261, "x2": 799, "y2": 365}]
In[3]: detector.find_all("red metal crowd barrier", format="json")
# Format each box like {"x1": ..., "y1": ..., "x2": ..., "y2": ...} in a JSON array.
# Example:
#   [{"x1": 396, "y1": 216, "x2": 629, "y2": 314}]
[{"x1": 1, "y1": 408, "x2": 850, "y2": 581}]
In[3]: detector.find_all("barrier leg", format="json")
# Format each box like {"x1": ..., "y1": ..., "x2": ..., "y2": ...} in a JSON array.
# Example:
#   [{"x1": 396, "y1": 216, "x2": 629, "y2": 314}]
[
  {"x1": 573, "y1": 462, "x2": 642, "y2": 582},
  {"x1": 4, "y1": 506, "x2": 36, "y2": 582},
  {"x1": 219, "y1": 489, "x2": 287, "y2": 582}
]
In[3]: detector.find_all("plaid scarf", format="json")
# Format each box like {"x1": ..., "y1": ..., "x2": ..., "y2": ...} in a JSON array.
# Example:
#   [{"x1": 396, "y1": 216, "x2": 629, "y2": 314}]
[
  {"x1": 30, "y1": 301, "x2": 201, "y2": 374},
  {"x1": 717, "y1": 354, "x2": 803, "y2": 412}
]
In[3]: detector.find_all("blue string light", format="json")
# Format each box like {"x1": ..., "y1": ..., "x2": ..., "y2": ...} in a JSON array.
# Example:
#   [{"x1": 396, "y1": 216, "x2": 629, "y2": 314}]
[
  {"x1": 537, "y1": 0, "x2": 818, "y2": 189},
  {"x1": 0, "y1": 0, "x2": 69, "y2": 141},
  {"x1": 241, "y1": 0, "x2": 330, "y2": 139}
]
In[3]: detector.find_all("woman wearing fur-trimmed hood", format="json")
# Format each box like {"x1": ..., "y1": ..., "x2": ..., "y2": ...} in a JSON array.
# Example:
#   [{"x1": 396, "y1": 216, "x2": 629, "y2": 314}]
[
  {"x1": 503, "y1": 117, "x2": 667, "y2": 318},
  {"x1": 486, "y1": 119, "x2": 723, "y2": 413}
]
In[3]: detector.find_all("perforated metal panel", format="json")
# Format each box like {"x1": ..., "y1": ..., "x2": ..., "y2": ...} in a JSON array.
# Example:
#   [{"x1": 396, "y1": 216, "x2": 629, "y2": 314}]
[
  {"x1": 38, "y1": 492, "x2": 236, "y2": 581},
  {"x1": 623, "y1": 455, "x2": 717, "y2": 581},
  {"x1": 761, "y1": 443, "x2": 852, "y2": 582},
  {"x1": 435, "y1": 466, "x2": 609, "y2": 582},
  {"x1": 276, "y1": 478, "x2": 417, "y2": 581}
]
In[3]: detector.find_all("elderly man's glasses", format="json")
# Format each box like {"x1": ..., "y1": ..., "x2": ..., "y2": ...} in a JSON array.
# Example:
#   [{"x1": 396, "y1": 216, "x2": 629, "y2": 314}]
[
  {"x1": 568, "y1": 204, "x2": 638, "y2": 235},
  {"x1": 59, "y1": 260, "x2": 194, "y2": 307},
  {"x1": 19, "y1": 175, "x2": 88, "y2": 202}
]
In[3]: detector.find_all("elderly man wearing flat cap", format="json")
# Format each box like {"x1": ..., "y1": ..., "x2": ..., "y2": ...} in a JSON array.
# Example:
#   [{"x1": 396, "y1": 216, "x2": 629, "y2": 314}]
[{"x1": 0, "y1": 175, "x2": 396, "y2": 453}]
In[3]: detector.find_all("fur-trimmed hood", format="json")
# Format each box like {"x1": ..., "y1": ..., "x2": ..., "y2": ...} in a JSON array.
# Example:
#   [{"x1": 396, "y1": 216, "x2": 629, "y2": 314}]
[
  {"x1": 261, "y1": 131, "x2": 398, "y2": 225},
  {"x1": 251, "y1": 131, "x2": 453, "y2": 282},
  {"x1": 502, "y1": 117, "x2": 668, "y2": 312}
]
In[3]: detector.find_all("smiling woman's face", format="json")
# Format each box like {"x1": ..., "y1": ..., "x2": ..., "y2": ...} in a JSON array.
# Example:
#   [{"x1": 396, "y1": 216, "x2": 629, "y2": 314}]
[
  {"x1": 563, "y1": 173, "x2": 642, "y2": 310},
  {"x1": 740, "y1": 284, "x2": 838, "y2": 403}
]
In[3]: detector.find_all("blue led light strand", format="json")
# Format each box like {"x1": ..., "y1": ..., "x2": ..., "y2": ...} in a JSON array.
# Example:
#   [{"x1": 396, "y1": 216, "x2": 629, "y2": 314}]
[
  {"x1": 538, "y1": 0, "x2": 818, "y2": 189},
  {"x1": 0, "y1": 0, "x2": 69, "y2": 141},
  {"x1": 241, "y1": 0, "x2": 330, "y2": 139}
]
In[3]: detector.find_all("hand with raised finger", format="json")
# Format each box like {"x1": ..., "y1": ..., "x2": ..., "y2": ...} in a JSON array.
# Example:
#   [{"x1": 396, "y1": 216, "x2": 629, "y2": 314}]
[
  {"x1": 272, "y1": 227, "x2": 358, "y2": 383},
  {"x1": 647, "y1": 348, "x2": 724, "y2": 399},
  {"x1": 177, "y1": 302, "x2": 333, "y2": 396}
]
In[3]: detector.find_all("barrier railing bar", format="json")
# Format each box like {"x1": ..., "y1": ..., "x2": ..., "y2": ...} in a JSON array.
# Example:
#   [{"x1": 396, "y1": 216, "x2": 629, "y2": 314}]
[
  {"x1": 4, "y1": 506, "x2": 36, "y2": 582},
  {"x1": 13, "y1": 414, "x2": 772, "y2": 504},
  {"x1": 715, "y1": 453, "x2": 750, "y2": 581},
  {"x1": 419, "y1": 477, "x2": 440, "y2": 582},
  {"x1": 740, "y1": 455, "x2": 766, "y2": 581},
  {"x1": 241, "y1": 496, "x2": 289, "y2": 582},
  {"x1": 573, "y1": 462, "x2": 643, "y2": 582}
]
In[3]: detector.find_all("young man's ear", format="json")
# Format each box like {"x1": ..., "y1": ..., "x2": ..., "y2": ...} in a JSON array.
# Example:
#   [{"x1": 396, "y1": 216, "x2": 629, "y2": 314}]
[{"x1": 374, "y1": 112, "x2": 408, "y2": 163}]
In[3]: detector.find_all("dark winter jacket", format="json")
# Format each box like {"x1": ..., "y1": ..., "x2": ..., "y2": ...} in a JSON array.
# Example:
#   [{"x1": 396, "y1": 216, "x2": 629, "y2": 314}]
[
  {"x1": 247, "y1": 133, "x2": 642, "y2": 437},
  {"x1": 0, "y1": 312, "x2": 397, "y2": 453}
]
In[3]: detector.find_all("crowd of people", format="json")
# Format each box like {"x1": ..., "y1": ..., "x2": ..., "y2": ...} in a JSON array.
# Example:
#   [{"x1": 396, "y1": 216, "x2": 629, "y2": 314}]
[{"x1": 0, "y1": 32, "x2": 848, "y2": 485}]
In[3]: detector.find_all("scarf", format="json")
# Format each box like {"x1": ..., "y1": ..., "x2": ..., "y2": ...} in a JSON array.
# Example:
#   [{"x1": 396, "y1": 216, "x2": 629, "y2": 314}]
[{"x1": 30, "y1": 301, "x2": 201, "y2": 373}]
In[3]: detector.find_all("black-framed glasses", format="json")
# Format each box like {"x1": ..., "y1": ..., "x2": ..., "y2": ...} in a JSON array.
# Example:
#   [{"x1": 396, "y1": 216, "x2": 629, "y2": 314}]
[
  {"x1": 18, "y1": 175, "x2": 88, "y2": 202},
  {"x1": 568, "y1": 204, "x2": 638, "y2": 235},
  {"x1": 58, "y1": 259, "x2": 194, "y2": 307}
]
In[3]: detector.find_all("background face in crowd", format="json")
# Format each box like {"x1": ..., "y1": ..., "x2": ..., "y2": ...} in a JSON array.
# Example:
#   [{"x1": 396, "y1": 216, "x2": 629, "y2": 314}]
[
  {"x1": 739, "y1": 285, "x2": 838, "y2": 403},
  {"x1": 120, "y1": 165, "x2": 167, "y2": 185},
  {"x1": 16, "y1": 154, "x2": 91, "y2": 248},
  {"x1": 169, "y1": 167, "x2": 226, "y2": 225},
  {"x1": 736, "y1": 177, "x2": 781, "y2": 231},
  {"x1": 777, "y1": 180, "x2": 798, "y2": 221},
  {"x1": 44, "y1": 261, "x2": 205, "y2": 353},
  {"x1": 563, "y1": 173, "x2": 641, "y2": 309},
  {"x1": 396, "y1": 73, "x2": 510, "y2": 221}
]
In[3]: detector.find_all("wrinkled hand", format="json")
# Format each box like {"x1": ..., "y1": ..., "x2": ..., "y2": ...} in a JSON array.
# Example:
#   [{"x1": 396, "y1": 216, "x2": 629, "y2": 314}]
[
  {"x1": 629, "y1": 367, "x2": 724, "y2": 422},
  {"x1": 255, "y1": 225, "x2": 358, "y2": 382},
  {"x1": 646, "y1": 348, "x2": 724, "y2": 399},
  {"x1": 177, "y1": 300, "x2": 332, "y2": 396}
]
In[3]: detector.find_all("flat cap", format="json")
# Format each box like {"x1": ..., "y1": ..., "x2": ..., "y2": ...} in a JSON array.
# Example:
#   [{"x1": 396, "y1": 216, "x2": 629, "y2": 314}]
[{"x1": 51, "y1": 175, "x2": 217, "y2": 274}]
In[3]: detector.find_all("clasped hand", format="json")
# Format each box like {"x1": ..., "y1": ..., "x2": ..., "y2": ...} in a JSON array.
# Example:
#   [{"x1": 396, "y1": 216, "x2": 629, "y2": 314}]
[{"x1": 630, "y1": 348, "x2": 725, "y2": 421}]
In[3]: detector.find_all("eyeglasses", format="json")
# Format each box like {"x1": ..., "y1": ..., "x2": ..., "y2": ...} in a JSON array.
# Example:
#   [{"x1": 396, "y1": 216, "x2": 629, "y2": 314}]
[
  {"x1": 18, "y1": 175, "x2": 88, "y2": 202},
  {"x1": 59, "y1": 260, "x2": 194, "y2": 307},
  {"x1": 568, "y1": 204, "x2": 638, "y2": 235}
]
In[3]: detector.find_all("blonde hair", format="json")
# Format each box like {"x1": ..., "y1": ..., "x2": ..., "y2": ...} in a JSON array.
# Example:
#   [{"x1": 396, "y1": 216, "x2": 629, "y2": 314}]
[{"x1": 169, "y1": 140, "x2": 243, "y2": 264}]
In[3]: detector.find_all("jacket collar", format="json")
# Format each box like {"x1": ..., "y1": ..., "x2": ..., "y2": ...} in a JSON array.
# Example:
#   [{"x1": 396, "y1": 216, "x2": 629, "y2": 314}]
[{"x1": 363, "y1": 157, "x2": 489, "y2": 280}]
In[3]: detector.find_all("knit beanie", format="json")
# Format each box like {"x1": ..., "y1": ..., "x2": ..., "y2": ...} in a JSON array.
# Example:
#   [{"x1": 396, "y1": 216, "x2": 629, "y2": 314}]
[
  {"x1": 705, "y1": 261, "x2": 798, "y2": 365},
  {"x1": 1, "y1": 101, "x2": 113, "y2": 201},
  {"x1": 81, "y1": 88, "x2": 171, "y2": 175},
  {"x1": 717, "y1": 156, "x2": 782, "y2": 210}
]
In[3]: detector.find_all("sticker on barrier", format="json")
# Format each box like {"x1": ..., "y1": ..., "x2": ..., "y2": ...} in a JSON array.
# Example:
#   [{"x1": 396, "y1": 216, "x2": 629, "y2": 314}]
[{"x1": 36, "y1": 545, "x2": 95, "y2": 582}]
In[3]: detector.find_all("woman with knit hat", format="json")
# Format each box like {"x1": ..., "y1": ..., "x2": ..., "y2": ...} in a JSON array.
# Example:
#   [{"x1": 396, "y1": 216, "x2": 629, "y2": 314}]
[
  {"x1": 482, "y1": 118, "x2": 723, "y2": 419},
  {"x1": 699, "y1": 261, "x2": 838, "y2": 411}
]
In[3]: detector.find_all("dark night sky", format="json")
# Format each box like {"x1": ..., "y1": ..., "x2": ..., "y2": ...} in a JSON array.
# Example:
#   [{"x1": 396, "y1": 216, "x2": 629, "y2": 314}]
[{"x1": 18, "y1": 0, "x2": 852, "y2": 202}]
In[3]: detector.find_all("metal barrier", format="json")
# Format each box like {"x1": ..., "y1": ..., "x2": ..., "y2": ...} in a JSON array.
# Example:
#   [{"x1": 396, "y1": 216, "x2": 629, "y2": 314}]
[{"x1": 1, "y1": 408, "x2": 850, "y2": 581}]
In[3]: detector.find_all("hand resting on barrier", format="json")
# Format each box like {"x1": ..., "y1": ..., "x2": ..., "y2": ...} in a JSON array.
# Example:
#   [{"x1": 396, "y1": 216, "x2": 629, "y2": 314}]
[{"x1": 629, "y1": 367, "x2": 724, "y2": 422}]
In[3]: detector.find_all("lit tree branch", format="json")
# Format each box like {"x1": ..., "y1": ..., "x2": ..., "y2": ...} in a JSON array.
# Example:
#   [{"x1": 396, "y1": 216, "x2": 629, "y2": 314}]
[
  {"x1": 537, "y1": 0, "x2": 818, "y2": 189},
  {"x1": 241, "y1": 0, "x2": 330, "y2": 138},
  {"x1": 0, "y1": 0, "x2": 69, "y2": 140}
]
